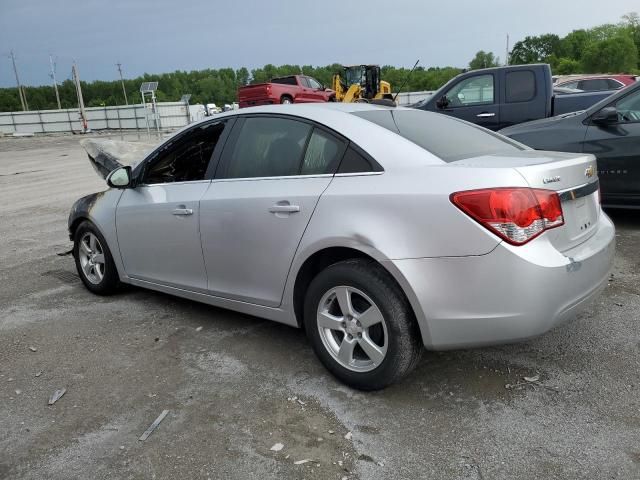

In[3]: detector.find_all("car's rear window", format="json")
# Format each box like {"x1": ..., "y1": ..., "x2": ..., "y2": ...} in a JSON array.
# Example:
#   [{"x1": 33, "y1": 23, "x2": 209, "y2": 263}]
[
  {"x1": 271, "y1": 76, "x2": 297, "y2": 85},
  {"x1": 352, "y1": 110, "x2": 525, "y2": 162}
]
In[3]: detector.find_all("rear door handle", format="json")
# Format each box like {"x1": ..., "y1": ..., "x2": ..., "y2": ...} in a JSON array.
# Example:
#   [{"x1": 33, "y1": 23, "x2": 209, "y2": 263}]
[
  {"x1": 172, "y1": 207, "x2": 193, "y2": 216},
  {"x1": 269, "y1": 204, "x2": 300, "y2": 214},
  {"x1": 476, "y1": 112, "x2": 496, "y2": 118}
]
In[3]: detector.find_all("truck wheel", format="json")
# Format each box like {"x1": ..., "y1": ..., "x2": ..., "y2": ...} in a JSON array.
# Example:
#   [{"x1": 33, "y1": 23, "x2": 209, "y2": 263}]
[
  {"x1": 328, "y1": 96, "x2": 337, "y2": 102},
  {"x1": 281, "y1": 96, "x2": 293, "y2": 104},
  {"x1": 303, "y1": 259, "x2": 423, "y2": 390}
]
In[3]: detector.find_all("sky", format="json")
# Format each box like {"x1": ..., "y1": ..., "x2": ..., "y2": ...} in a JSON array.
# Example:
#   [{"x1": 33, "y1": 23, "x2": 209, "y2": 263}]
[{"x1": 0, "y1": 0, "x2": 638, "y2": 88}]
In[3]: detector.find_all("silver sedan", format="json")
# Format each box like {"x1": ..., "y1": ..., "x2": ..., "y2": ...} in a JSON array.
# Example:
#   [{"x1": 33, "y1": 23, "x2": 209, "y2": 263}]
[{"x1": 69, "y1": 104, "x2": 615, "y2": 390}]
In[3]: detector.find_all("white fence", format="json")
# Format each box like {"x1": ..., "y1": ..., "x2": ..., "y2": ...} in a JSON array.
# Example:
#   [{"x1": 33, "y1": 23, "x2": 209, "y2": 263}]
[
  {"x1": 0, "y1": 92, "x2": 434, "y2": 135},
  {"x1": 0, "y1": 102, "x2": 206, "y2": 135},
  {"x1": 394, "y1": 90, "x2": 434, "y2": 106}
]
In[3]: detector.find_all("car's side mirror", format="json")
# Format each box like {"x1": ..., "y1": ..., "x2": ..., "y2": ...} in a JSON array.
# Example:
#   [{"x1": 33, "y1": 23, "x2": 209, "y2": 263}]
[
  {"x1": 106, "y1": 166, "x2": 132, "y2": 189},
  {"x1": 591, "y1": 106, "x2": 618, "y2": 125},
  {"x1": 436, "y1": 95, "x2": 449, "y2": 109}
]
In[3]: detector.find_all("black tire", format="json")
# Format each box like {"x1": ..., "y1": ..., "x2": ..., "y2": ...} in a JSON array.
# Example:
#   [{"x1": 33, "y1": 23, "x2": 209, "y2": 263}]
[
  {"x1": 280, "y1": 95, "x2": 293, "y2": 104},
  {"x1": 73, "y1": 220, "x2": 120, "y2": 295},
  {"x1": 328, "y1": 96, "x2": 337, "y2": 102},
  {"x1": 303, "y1": 259, "x2": 423, "y2": 390}
]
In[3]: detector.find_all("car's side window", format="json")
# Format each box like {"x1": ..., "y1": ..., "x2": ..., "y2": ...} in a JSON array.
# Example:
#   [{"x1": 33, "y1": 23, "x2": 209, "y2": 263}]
[
  {"x1": 299, "y1": 77, "x2": 311, "y2": 88},
  {"x1": 505, "y1": 71, "x2": 535, "y2": 103},
  {"x1": 559, "y1": 81, "x2": 579, "y2": 89},
  {"x1": 301, "y1": 129, "x2": 346, "y2": 175},
  {"x1": 337, "y1": 146, "x2": 378, "y2": 174},
  {"x1": 307, "y1": 77, "x2": 323, "y2": 90},
  {"x1": 144, "y1": 121, "x2": 227, "y2": 184},
  {"x1": 579, "y1": 79, "x2": 610, "y2": 91},
  {"x1": 222, "y1": 117, "x2": 312, "y2": 179},
  {"x1": 615, "y1": 89, "x2": 640, "y2": 123},
  {"x1": 446, "y1": 74, "x2": 494, "y2": 107},
  {"x1": 607, "y1": 79, "x2": 623, "y2": 90}
]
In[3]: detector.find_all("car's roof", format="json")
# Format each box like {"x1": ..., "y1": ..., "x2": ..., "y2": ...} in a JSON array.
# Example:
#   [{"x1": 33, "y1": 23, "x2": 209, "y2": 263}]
[{"x1": 174, "y1": 103, "x2": 441, "y2": 170}]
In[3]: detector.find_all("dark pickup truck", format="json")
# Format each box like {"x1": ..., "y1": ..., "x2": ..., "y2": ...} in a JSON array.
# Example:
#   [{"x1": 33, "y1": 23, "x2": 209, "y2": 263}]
[{"x1": 414, "y1": 64, "x2": 614, "y2": 130}]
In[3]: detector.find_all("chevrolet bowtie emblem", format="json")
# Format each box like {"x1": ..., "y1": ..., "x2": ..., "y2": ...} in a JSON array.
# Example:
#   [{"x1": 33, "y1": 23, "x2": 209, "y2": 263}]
[{"x1": 585, "y1": 165, "x2": 595, "y2": 178}]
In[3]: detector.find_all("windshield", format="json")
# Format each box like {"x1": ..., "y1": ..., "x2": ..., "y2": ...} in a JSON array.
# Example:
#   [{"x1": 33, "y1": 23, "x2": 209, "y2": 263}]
[
  {"x1": 343, "y1": 67, "x2": 364, "y2": 86},
  {"x1": 352, "y1": 109, "x2": 525, "y2": 162}
]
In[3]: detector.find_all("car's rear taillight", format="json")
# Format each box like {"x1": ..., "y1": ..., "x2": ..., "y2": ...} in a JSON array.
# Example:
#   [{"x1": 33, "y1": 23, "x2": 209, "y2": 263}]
[{"x1": 450, "y1": 188, "x2": 564, "y2": 245}]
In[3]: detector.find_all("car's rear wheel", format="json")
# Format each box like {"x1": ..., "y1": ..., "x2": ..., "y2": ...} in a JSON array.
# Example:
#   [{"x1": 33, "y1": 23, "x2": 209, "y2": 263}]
[
  {"x1": 280, "y1": 96, "x2": 293, "y2": 104},
  {"x1": 304, "y1": 259, "x2": 423, "y2": 390},
  {"x1": 73, "y1": 221, "x2": 120, "y2": 295}
]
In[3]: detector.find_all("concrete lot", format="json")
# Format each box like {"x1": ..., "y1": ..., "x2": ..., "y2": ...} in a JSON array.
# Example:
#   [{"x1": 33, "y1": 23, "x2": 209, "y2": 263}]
[{"x1": 0, "y1": 134, "x2": 639, "y2": 480}]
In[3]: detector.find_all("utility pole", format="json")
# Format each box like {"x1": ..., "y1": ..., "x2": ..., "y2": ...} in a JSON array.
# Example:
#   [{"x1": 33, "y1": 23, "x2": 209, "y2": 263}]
[
  {"x1": 49, "y1": 54, "x2": 62, "y2": 109},
  {"x1": 9, "y1": 50, "x2": 28, "y2": 111},
  {"x1": 505, "y1": 34, "x2": 510, "y2": 66},
  {"x1": 116, "y1": 63, "x2": 128, "y2": 105},
  {"x1": 72, "y1": 63, "x2": 88, "y2": 133}
]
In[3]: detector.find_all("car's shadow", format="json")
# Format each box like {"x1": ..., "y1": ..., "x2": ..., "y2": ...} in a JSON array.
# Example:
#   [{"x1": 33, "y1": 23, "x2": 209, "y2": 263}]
[{"x1": 115, "y1": 285, "x2": 553, "y2": 402}]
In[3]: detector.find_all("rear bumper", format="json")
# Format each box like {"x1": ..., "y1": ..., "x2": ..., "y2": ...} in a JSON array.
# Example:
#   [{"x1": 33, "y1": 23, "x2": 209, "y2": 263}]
[{"x1": 388, "y1": 213, "x2": 615, "y2": 349}]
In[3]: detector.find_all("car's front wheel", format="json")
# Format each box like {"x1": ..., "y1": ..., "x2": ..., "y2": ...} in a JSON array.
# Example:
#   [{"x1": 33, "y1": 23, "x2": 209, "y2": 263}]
[
  {"x1": 304, "y1": 259, "x2": 423, "y2": 390},
  {"x1": 73, "y1": 221, "x2": 120, "y2": 295}
]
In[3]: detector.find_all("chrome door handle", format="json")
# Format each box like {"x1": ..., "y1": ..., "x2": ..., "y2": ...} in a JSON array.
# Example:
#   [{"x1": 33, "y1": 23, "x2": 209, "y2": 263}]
[
  {"x1": 269, "y1": 204, "x2": 300, "y2": 213},
  {"x1": 172, "y1": 208, "x2": 193, "y2": 216},
  {"x1": 476, "y1": 112, "x2": 496, "y2": 118}
]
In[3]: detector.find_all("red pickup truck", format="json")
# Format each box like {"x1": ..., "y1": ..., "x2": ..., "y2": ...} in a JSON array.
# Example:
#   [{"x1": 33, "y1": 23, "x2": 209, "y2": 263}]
[{"x1": 238, "y1": 75, "x2": 335, "y2": 108}]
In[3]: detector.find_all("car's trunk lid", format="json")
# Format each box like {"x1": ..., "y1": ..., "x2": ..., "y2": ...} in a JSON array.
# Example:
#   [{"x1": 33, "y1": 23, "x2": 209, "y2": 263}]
[{"x1": 452, "y1": 151, "x2": 600, "y2": 252}]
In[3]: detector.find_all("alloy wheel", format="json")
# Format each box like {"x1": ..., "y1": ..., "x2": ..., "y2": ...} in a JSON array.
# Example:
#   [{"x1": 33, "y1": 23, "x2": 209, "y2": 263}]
[
  {"x1": 78, "y1": 232, "x2": 106, "y2": 285},
  {"x1": 316, "y1": 286, "x2": 388, "y2": 372}
]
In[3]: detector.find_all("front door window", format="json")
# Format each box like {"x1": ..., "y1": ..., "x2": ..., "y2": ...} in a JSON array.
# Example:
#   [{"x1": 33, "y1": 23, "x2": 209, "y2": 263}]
[{"x1": 445, "y1": 74, "x2": 494, "y2": 107}]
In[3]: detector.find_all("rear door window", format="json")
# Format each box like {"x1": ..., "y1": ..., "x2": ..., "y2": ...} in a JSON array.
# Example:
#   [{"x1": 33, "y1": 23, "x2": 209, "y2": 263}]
[
  {"x1": 272, "y1": 77, "x2": 297, "y2": 85},
  {"x1": 606, "y1": 79, "x2": 624, "y2": 89},
  {"x1": 301, "y1": 129, "x2": 346, "y2": 175},
  {"x1": 506, "y1": 70, "x2": 536, "y2": 102},
  {"x1": 578, "y1": 79, "x2": 611, "y2": 91},
  {"x1": 221, "y1": 117, "x2": 312, "y2": 178}
]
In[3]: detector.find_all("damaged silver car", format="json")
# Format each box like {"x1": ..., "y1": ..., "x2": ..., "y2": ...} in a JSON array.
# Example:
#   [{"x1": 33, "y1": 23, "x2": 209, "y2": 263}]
[{"x1": 69, "y1": 103, "x2": 615, "y2": 390}]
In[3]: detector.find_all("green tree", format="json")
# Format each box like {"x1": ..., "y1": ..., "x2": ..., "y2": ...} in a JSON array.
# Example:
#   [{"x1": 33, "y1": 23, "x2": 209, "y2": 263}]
[
  {"x1": 581, "y1": 33, "x2": 638, "y2": 72},
  {"x1": 469, "y1": 51, "x2": 500, "y2": 69},
  {"x1": 560, "y1": 29, "x2": 590, "y2": 60},
  {"x1": 554, "y1": 57, "x2": 581, "y2": 75},
  {"x1": 510, "y1": 34, "x2": 563, "y2": 64}
]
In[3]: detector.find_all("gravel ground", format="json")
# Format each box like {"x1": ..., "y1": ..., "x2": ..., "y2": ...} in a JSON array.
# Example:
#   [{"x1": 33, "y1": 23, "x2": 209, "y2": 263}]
[{"x1": 0, "y1": 134, "x2": 638, "y2": 480}]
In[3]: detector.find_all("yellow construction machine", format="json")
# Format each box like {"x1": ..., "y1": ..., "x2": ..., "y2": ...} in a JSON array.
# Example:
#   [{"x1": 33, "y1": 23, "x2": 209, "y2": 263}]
[{"x1": 332, "y1": 65, "x2": 395, "y2": 104}]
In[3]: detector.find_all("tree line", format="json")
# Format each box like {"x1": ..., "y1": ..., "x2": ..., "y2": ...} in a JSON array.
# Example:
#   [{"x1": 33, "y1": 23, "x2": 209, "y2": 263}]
[
  {"x1": 1, "y1": 12, "x2": 637, "y2": 112},
  {"x1": 507, "y1": 12, "x2": 640, "y2": 74},
  {"x1": 0, "y1": 64, "x2": 462, "y2": 112}
]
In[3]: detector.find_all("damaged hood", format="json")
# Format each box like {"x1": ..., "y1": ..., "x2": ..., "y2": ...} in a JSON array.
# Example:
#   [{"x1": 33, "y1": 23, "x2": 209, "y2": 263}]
[{"x1": 80, "y1": 138, "x2": 157, "y2": 179}]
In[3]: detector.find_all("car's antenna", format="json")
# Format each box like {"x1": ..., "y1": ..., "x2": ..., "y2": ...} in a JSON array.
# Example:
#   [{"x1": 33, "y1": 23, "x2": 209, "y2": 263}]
[{"x1": 393, "y1": 60, "x2": 420, "y2": 103}]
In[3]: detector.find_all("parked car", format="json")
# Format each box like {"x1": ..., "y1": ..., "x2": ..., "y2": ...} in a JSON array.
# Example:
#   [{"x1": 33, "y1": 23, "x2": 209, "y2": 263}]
[
  {"x1": 555, "y1": 74, "x2": 636, "y2": 92},
  {"x1": 72, "y1": 104, "x2": 614, "y2": 390},
  {"x1": 238, "y1": 75, "x2": 335, "y2": 108},
  {"x1": 500, "y1": 81, "x2": 640, "y2": 208},
  {"x1": 414, "y1": 64, "x2": 615, "y2": 130},
  {"x1": 553, "y1": 86, "x2": 583, "y2": 95}
]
